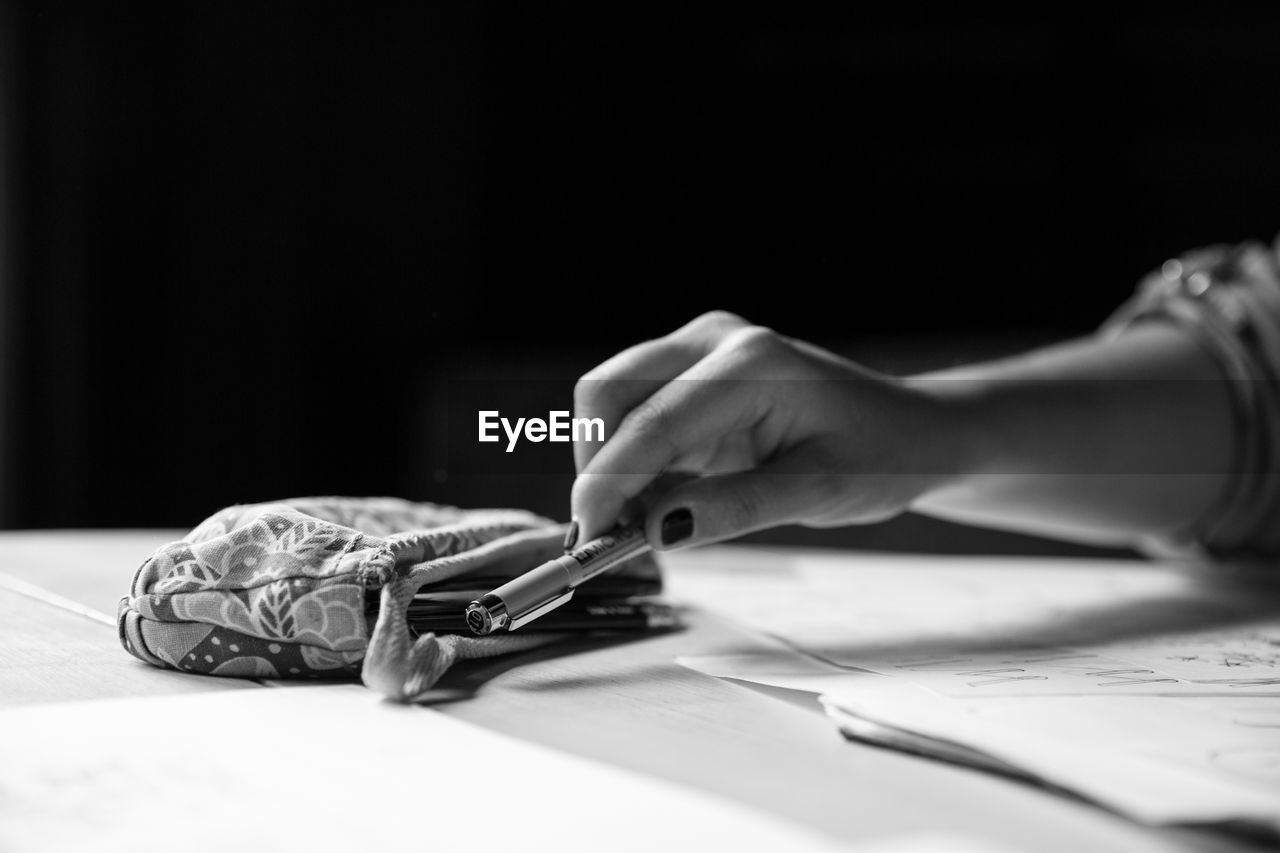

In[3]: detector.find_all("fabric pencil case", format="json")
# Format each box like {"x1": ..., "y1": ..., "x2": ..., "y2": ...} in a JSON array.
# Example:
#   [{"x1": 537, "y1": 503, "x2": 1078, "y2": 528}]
[{"x1": 117, "y1": 496, "x2": 660, "y2": 702}]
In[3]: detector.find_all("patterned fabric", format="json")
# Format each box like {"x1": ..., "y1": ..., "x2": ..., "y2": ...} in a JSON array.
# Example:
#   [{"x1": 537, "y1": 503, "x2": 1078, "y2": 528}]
[
  {"x1": 1103, "y1": 236, "x2": 1280, "y2": 561},
  {"x1": 118, "y1": 497, "x2": 622, "y2": 694}
]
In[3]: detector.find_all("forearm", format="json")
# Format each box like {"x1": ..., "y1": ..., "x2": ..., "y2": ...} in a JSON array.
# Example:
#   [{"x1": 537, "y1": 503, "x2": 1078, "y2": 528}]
[{"x1": 910, "y1": 322, "x2": 1234, "y2": 548}]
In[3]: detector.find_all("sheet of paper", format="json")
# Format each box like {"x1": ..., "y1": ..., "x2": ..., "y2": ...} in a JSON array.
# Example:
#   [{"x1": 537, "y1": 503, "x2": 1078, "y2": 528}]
[
  {"x1": 669, "y1": 546, "x2": 1280, "y2": 683},
  {"x1": 851, "y1": 638, "x2": 1280, "y2": 697},
  {"x1": 670, "y1": 547, "x2": 1280, "y2": 826},
  {"x1": 825, "y1": 682, "x2": 1280, "y2": 827},
  {"x1": 678, "y1": 645, "x2": 1280, "y2": 828},
  {"x1": 664, "y1": 548, "x2": 1280, "y2": 665},
  {"x1": 0, "y1": 684, "x2": 1013, "y2": 853},
  {"x1": 674, "y1": 649, "x2": 1032, "y2": 779}
]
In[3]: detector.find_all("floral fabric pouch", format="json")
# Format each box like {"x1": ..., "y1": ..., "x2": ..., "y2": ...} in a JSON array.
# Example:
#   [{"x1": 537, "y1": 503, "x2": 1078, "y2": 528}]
[{"x1": 117, "y1": 497, "x2": 657, "y2": 702}]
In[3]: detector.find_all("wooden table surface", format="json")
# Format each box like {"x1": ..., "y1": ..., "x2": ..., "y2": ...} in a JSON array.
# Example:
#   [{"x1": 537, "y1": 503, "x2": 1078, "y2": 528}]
[{"x1": 0, "y1": 530, "x2": 1264, "y2": 853}]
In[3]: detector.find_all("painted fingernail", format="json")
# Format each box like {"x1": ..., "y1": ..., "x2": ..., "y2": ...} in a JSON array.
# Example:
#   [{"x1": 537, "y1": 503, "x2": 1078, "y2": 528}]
[
  {"x1": 563, "y1": 519, "x2": 580, "y2": 551},
  {"x1": 660, "y1": 508, "x2": 693, "y2": 546}
]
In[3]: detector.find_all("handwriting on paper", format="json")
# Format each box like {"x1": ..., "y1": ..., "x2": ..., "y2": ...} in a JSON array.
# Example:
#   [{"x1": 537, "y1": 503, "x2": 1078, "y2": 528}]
[
  {"x1": 1092, "y1": 628, "x2": 1280, "y2": 687},
  {"x1": 855, "y1": 643, "x2": 1280, "y2": 697}
]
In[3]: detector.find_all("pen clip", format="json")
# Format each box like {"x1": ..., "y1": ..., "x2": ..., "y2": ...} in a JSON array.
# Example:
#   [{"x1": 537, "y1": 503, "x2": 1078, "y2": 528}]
[{"x1": 508, "y1": 589, "x2": 575, "y2": 631}]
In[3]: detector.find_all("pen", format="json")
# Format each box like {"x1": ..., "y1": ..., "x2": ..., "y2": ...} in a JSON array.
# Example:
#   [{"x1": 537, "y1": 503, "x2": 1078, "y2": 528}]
[
  {"x1": 406, "y1": 573, "x2": 662, "y2": 598},
  {"x1": 465, "y1": 523, "x2": 651, "y2": 634},
  {"x1": 409, "y1": 601, "x2": 678, "y2": 635}
]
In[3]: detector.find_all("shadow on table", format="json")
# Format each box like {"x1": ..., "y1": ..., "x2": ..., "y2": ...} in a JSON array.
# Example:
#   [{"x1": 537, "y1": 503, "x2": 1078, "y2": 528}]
[{"x1": 407, "y1": 626, "x2": 685, "y2": 705}]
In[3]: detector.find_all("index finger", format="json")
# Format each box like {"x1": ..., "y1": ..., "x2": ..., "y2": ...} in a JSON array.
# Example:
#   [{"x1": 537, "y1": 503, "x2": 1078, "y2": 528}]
[
  {"x1": 571, "y1": 353, "x2": 769, "y2": 540},
  {"x1": 572, "y1": 311, "x2": 752, "y2": 473}
]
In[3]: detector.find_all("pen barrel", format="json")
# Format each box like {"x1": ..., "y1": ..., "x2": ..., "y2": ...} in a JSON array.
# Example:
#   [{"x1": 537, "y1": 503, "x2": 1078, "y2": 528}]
[
  {"x1": 469, "y1": 524, "x2": 653, "y2": 634},
  {"x1": 487, "y1": 555, "x2": 578, "y2": 616},
  {"x1": 564, "y1": 525, "x2": 650, "y2": 585}
]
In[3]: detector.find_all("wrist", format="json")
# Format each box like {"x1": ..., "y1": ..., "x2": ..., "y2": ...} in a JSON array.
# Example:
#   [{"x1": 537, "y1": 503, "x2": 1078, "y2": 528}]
[{"x1": 899, "y1": 373, "x2": 995, "y2": 500}]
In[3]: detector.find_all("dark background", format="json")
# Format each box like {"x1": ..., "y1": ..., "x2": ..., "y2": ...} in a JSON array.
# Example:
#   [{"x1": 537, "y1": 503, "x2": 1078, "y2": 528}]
[{"x1": 2, "y1": 3, "x2": 1278, "y2": 555}]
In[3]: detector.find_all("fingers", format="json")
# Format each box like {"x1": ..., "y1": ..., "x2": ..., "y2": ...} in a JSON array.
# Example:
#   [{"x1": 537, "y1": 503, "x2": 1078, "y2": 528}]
[
  {"x1": 572, "y1": 339, "x2": 696, "y2": 474},
  {"x1": 572, "y1": 331, "x2": 785, "y2": 539},
  {"x1": 571, "y1": 378, "x2": 766, "y2": 539},
  {"x1": 641, "y1": 446, "x2": 840, "y2": 549},
  {"x1": 572, "y1": 311, "x2": 751, "y2": 473}
]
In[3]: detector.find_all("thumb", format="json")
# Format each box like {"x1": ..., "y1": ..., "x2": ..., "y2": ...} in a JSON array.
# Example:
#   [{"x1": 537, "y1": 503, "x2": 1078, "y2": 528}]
[{"x1": 642, "y1": 458, "x2": 831, "y2": 550}]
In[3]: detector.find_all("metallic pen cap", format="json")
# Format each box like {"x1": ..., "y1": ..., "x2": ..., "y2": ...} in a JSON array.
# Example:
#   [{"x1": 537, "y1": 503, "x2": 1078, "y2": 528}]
[{"x1": 465, "y1": 594, "x2": 509, "y2": 635}]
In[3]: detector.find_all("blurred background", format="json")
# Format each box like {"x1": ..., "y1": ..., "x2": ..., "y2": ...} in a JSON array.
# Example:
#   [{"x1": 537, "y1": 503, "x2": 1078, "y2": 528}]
[{"x1": 2, "y1": 3, "x2": 1278, "y2": 555}]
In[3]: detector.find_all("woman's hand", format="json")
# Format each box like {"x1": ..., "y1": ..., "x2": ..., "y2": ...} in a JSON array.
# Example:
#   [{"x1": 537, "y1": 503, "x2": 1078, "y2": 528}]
[{"x1": 569, "y1": 311, "x2": 963, "y2": 549}]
